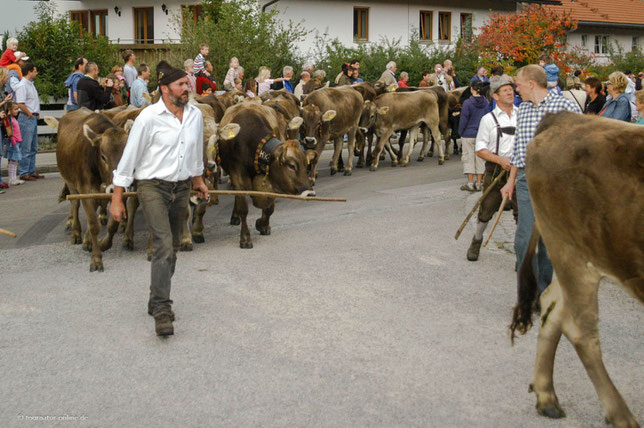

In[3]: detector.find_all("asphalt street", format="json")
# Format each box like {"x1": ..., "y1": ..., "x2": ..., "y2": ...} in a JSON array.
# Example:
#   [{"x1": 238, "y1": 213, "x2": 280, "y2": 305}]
[{"x1": 0, "y1": 149, "x2": 642, "y2": 427}]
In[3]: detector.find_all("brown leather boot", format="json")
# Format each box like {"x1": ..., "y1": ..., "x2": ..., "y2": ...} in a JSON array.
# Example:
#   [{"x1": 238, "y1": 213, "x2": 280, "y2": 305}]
[
  {"x1": 154, "y1": 313, "x2": 174, "y2": 336},
  {"x1": 148, "y1": 302, "x2": 175, "y2": 321}
]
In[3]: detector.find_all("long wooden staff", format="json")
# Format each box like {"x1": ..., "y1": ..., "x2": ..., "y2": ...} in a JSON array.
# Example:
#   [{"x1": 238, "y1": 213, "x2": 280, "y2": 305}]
[
  {"x1": 67, "y1": 189, "x2": 346, "y2": 203},
  {"x1": 483, "y1": 194, "x2": 509, "y2": 247},
  {"x1": 0, "y1": 228, "x2": 17, "y2": 238},
  {"x1": 454, "y1": 170, "x2": 506, "y2": 240}
]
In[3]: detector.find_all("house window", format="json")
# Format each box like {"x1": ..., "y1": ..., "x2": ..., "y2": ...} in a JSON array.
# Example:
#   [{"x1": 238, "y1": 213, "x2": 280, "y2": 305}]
[
  {"x1": 460, "y1": 13, "x2": 472, "y2": 41},
  {"x1": 70, "y1": 11, "x2": 89, "y2": 35},
  {"x1": 90, "y1": 10, "x2": 108, "y2": 37},
  {"x1": 184, "y1": 5, "x2": 204, "y2": 25},
  {"x1": 134, "y1": 7, "x2": 154, "y2": 44},
  {"x1": 438, "y1": 12, "x2": 451, "y2": 41},
  {"x1": 633, "y1": 36, "x2": 641, "y2": 51},
  {"x1": 594, "y1": 35, "x2": 609, "y2": 54},
  {"x1": 419, "y1": 11, "x2": 432, "y2": 40},
  {"x1": 581, "y1": 34, "x2": 588, "y2": 49},
  {"x1": 353, "y1": 8, "x2": 369, "y2": 41}
]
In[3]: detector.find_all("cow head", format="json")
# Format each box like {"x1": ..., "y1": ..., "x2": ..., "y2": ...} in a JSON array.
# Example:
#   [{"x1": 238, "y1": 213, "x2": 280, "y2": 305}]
[
  {"x1": 359, "y1": 100, "x2": 378, "y2": 133},
  {"x1": 83, "y1": 119, "x2": 134, "y2": 191},
  {"x1": 268, "y1": 139, "x2": 313, "y2": 196},
  {"x1": 300, "y1": 104, "x2": 336, "y2": 150}
]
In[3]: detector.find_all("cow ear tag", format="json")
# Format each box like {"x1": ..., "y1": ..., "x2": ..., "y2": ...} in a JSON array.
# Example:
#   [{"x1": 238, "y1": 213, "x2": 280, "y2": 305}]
[{"x1": 322, "y1": 110, "x2": 336, "y2": 121}]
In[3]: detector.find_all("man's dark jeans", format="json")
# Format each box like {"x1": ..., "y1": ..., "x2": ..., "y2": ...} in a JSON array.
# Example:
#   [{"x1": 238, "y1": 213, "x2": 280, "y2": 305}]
[{"x1": 138, "y1": 179, "x2": 191, "y2": 316}]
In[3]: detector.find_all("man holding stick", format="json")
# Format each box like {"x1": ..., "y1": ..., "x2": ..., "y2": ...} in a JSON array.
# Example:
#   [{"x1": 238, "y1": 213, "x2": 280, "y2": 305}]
[
  {"x1": 500, "y1": 65, "x2": 581, "y2": 295},
  {"x1": 466, "y1": 76, "x2": 519, "y2": 261},
  {"x1": 110, "y1": 60, "x2": 209, "y2": 337}
]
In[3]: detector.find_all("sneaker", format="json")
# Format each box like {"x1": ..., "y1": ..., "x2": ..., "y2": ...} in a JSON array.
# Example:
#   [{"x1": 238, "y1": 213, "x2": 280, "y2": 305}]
[
  {"x1": 467, "y1": 236, "x2": 483, "y2": 261},
  {"x1": 475, "y1": 183, "x2": 482, "y2": 191},
  {"x1": 9, "y1": 179, "x2": 25, "y2": 186},
  {"x1": 460, "y1": 183, "x2": 475, "y2": 192},
  {"x1": 154, "y1": 313, "x2": 174, "y2": 336},
  {"x1": 148, "y1": 302, "x2": 175, "y2": 321}
]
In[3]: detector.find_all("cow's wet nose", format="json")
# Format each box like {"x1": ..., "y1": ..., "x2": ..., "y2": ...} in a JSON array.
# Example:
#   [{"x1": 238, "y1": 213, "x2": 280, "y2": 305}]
[{"x1": 304, "y1": 137, "x2": 316, "y2": 144}]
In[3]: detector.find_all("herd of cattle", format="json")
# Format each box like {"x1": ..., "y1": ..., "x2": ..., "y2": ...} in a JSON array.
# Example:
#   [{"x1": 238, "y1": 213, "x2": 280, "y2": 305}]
[{"x1": 46, "y1": 81, "x2": 464, "y2": 272}]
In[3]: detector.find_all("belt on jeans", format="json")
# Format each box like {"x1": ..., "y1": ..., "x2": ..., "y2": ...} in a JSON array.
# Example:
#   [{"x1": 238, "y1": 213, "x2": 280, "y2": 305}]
[{"x1": 140, "y1": 178, "x2": 191, "y2": 186}]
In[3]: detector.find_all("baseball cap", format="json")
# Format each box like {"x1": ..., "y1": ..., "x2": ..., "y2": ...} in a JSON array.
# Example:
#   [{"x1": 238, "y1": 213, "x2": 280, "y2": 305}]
[{"x1": 489, "y1": 75, "x2": 513, "y2": 94}]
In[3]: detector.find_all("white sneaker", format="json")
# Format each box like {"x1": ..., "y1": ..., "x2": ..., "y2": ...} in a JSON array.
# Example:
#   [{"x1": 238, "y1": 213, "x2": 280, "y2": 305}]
[{"x1": 9, "y1": 179, "x2": 25, "y2": 186}]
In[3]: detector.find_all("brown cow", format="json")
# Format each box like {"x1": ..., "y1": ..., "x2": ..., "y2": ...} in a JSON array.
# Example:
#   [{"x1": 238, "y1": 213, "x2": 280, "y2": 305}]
[
  {"x1": 510, "y1": 112, "x2": 643, "y2": 428},
  {"x1": 369, "y1": 91, "x2": 443, "y2": 171},
  {"x1": 218, "y1": 102, "x2": 313, "y2": 248},
  {"x1": 55, "y1": 108, "x2": 132, "y2": 271},
  {"x1": 300, "y1": 86, "x2": 364, "y2": 179}
]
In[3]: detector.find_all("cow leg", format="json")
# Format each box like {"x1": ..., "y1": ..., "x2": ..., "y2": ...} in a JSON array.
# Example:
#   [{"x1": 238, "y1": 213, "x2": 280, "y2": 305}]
[
  {"x1": 344, "y1": 128, "x2": 357, "y2": 176},
  {"x1": 255, "y1": 199, "x2": 275, "y2": 235},
  {"x1": 330, "y1": 137, "x2": 342, "y2": 176},
  {"x1": 530, "y1": 278, "x2": 566, "y2": 419},
  {"x1": 179, "y1": 203, "x2": 193, "y2": 251},
  {"x1": 397, "y1": 129, "x2": 407, "y2": 159},
  {"x1": 552, "y1": 258, "x2": 639, "y2": 427},
  {"x1": 401, "y1": 126, "x2": 419, "y2": 167},
  {"x1": 365, "y1": 131, "x2": 374, "y2": 166},
  {"x1": 191, "y1": 201, "x2": 208, "y2": 244},
  {"x1": 235, "y1": 195, "x2": 252, "y2": 248},
  {"x1": 80, "y1": 198, "x2": 104, "y2": 272},
  {"x1": 356, "y1": 131, "x2": 366, "y2": 168},
  {"x1": 70, "y1": 199, "x2": 82, "y2": 245},
  {"x1": 66, "y1": 200, "x2": 75, "y2": 231},
  {"x1": 99, "y1": 216, "x2": 120, "y2": 252},
  {"x1": 370, "y1": 130, "x2": 393, "y2": 171},
  {"x1": 98, "y1": 201, "x2": 108, "y2": 226},
  {"x1": 123, "y1": 195, "x2": 139, "y2": 250},
  {"x1": 429, "y1": 123, "x2": 445, "y2": 164},
  {"x1": 418, "y1": 125, "x2": 430, "y2": 162}
]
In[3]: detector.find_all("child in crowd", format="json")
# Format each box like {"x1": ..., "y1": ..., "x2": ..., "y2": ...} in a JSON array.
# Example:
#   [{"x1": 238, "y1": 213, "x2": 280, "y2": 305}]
[
  {"x1": 223, "y1": 57, "x2": 241, "y2": 90},
  {"x1": 2, "y1": 102, "x2": 24, "y2": 186},
  {"x1": 244, "y1": 78, "x2": 258, "y2": 98},
  {"x1": 538, "y1": 53, "x2": 560, "y2": 92},
  {"x1": 257, "y1": 67, "x2": 285, "y2": 96},
  {"x1": 0, "y1": 37, "x2": 18, "y2": 67},
  {"x1": 200, "y1": 83, "x2": 213, "y2": 96},
  {"x1": 234, "y1": 78, "x2": 243, "y2": 91},
  {"x1": 193, "y1": 44, "x2": 209, "y2": 77}
]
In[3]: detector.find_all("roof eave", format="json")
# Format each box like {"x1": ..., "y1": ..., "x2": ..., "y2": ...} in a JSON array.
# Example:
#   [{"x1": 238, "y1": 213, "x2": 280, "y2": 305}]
[{"x1": 577, "y1": 20, "x2": 644, "y2": 30}]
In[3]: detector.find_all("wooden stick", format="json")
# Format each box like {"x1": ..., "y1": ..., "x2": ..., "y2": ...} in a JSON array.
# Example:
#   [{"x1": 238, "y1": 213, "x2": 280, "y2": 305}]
[
  {"x1": 0, "y1": 228, "x2": 17, "y2": 238},
  {"x1": 483, "y1": 194, "x2": 509, "y2": 248},
  {"x1": 454, "y1": 171, "x2": 506, "y2": 240},
  {"x1": 67, "y1": 189, "x2": 347, "y2": 203}
]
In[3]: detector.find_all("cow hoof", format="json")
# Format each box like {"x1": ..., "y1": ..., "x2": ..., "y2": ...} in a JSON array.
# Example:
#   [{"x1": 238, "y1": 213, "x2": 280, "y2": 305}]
[
  {"x1": 240, "y1": 241, "x2": 253, "y2": 249},
  {"x1": 230, "y1": 217, "x2": 241, "y2": 226},
  {"x1": 122, "y1": 240, "x2": 134, "y2": 251},
  {"x1": 71, "y1": 234, "x2": 82, "y2": 245},
  {"x1": 438, "y1": 158, "x2": 445, "y2": 165},
  {"x1": 343, "y1": 170, "x2": 352, "y2": 176},
  {"x1": 180, "y1": 242, "x2": 193, "y2": 252},
  {"x1": 330, "y1": 168, "x2": 337, "y2": 176},
  {"x1": 428, "y1": 151, "x2": 434, "y2": 158},
  {"x1": 65, "y1": 221, "x2": 73, "y2": 231},
  {"x1": 192, "y1": 234, "x2": 205, "y2": 244},
  {"x1": 417, "y1": 156, "x2": 424, "y2": 162},
  {"x1": 99, "y1": 215, "x2": 108, "y2": 226},
  {"x1": 90, "y1": 262, "x2": 104, "y2": 272},
  {"x1": 82, "y1": 242, "x2": 92, "y2": 252},
  {"x1": 400, "y1": 161, "x2": 409, "y2": 167},
  {"x1": 369, "y1": 166, "x2": 377, "y2": 172},
  {"x1": 538, "y1": 404, "x2": 566, "y2": 419}
]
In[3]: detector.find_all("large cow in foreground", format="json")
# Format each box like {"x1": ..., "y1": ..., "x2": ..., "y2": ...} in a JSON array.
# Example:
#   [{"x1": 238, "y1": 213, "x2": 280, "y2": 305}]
[
  {"x1": 218, "y1": 102, "x2": 312, "y2": 248},
  {"x1": 55, "y1": 108, "x2": 132, "y2": 272},
  {"x1": 301, "y1": 86, "x2": 364, "y2": 180},
  {"x1": 510, "y1": 112, "x2": 643, "y2": 428}
]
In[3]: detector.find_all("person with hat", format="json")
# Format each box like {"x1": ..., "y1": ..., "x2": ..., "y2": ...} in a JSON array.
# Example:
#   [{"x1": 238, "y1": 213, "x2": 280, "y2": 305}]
[
  {"x1": 466, "y1": 75, "x2": 519, "y2": 261},
  {"x1": 110, "y1": 60, "x2": 209, "y2": 337}
]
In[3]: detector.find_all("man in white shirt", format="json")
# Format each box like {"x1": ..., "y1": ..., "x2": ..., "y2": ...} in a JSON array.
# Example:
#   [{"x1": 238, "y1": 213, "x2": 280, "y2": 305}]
[
  {"x1": 122, "y1": 50, "x2": 137, "y2": 89},
  {"x1": 15, "y1": 62, "x2": 43, "y2": 181},
  {"x1": 110, "y1": 60, "x2": 209, "y2": 337},
  {"x1": 466, "y1": 76, "x2": 519, "y2": 261}
]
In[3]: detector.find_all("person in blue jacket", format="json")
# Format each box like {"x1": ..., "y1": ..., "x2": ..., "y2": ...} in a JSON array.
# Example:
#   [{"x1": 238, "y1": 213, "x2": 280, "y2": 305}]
[
  {"x1": 458, "y1": 80, "x2": 490, "y2": 192},
  {"x1": 64, "y1": 57, "x2": 87, "y2": 111},
  {"x1": 599, "y1": 72, "x2": 632, "y2": 122}
]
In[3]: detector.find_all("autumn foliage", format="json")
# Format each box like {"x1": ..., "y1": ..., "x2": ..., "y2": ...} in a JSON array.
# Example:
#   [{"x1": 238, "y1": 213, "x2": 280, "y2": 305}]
[{"x1": 474, "y1": 5, "x2": 582, "y2": 73}]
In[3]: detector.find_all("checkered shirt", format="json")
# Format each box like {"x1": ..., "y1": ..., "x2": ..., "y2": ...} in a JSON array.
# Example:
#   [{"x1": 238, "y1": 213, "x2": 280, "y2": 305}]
[{"x1": 511, "y1": 91, "x2": 582, "y2": 168}]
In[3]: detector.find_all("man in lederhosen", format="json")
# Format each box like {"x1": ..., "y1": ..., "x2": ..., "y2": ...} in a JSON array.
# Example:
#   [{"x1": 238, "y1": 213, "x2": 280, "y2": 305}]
[
  {"x1": 110, "y1": 61, "x2": 209, "y2": 337},
  {"x1": 466, "y1": 76, "x2": 519, "y2": 261}
]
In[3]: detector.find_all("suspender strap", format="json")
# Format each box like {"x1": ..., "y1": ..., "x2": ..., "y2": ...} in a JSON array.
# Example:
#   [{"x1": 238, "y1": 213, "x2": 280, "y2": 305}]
[{"x1": 490, "y1": 112, "x2": 501, "y2": 155}]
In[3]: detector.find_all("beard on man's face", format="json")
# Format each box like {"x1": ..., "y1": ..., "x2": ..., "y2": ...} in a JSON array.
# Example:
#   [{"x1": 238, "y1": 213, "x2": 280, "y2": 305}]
[{"x1": 170, "y1": 90, "x2": 189, "y2": 107}]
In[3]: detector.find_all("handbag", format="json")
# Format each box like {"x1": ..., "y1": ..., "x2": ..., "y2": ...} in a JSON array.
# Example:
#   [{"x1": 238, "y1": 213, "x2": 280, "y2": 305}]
[{"x1": 2, "y1": 114, "x2": 12, "y2": 138}]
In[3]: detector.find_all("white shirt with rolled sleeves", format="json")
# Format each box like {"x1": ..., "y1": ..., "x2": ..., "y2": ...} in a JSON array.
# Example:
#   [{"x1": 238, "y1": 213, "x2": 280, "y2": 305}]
[
  {"x1": 475, "y1": 105, "x2": 518, "y2": 158},
  {"x1": 14, "y1": 78, "x2": 41, "y2": 114},
  {"x1": 112, "y1": 99, "x2": 204, "y2": 188}
]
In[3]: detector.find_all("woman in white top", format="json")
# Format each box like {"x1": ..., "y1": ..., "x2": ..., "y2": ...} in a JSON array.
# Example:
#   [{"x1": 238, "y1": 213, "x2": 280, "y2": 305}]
[
  {"x1": 257, "y1": 67, "x2": 285, "y2": 96},
  {"x1": 223, "y1": 57, "x2": 240, "y2": 91}
]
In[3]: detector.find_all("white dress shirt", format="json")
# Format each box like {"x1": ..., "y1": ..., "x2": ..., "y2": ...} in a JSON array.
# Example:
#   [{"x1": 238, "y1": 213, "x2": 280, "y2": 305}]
[
  {"x1": 112, "y1": 99, "x2": 204, "y2": 188},
  {"x1": 475, "y1": 105, "x2": 518, "y2": 158},
  {"x1": 14, "y1": 78, "x2": 41, "y2": 114}
]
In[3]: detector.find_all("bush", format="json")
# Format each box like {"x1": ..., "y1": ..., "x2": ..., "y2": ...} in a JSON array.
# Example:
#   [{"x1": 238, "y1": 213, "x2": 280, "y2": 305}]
[
  {"x1": 311, "y1": 31, "x2": 479, "y2": 88},
  {"x1": 16, "y1": 2, "x2": 119, "y2": 100},
  {"x1": 170, "y1": 0, "x2": 309, "y2": 85},
  {"x1": 589, "y1": 44, "x2": 644, "y2": 79}
]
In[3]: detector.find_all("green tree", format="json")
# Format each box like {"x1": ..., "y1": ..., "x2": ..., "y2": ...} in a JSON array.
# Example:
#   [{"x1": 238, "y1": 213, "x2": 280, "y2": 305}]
[
  {"x1": 16, "y1": 2, "x2": 118, "y2": 100},
  {"x1": 171, "y1": 0, "x2": 309, "y2": 85}
]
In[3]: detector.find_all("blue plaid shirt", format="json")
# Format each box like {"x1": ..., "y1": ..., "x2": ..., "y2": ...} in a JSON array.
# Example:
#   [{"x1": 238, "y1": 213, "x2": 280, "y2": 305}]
[{"x1": 511, "y1": 91, "x2": 582, "y2": 168}]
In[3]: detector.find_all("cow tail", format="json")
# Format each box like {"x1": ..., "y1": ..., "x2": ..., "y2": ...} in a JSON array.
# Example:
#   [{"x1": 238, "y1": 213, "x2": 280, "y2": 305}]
[
  {"x1": 58, "y1": 184, "x2": 70, "y2": 203},
  {"x1": 509, "y1": 225, "x2": 541, "y2": 344}
]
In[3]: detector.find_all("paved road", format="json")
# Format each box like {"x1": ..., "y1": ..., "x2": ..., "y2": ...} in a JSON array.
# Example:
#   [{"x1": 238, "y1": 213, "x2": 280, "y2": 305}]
[{"x1": 0, "y1": 151, "x2": 642, "y2": 427}]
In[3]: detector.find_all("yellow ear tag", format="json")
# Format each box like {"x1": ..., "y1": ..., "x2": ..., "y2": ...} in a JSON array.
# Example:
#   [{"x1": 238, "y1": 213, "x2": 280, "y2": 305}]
[{"x1": 228, "y1": 129, "x2": 235, "y2": 139}]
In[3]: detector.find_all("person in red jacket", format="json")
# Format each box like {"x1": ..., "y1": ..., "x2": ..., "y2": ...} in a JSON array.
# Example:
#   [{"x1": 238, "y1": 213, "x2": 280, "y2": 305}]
[
  {"x1": 397, "y1": 71, "x2": 409, "y2": 88},
  {"x1": 0, "y1": 38, "x2": 19, "y2": 67},
  {"x1": 195, "y1": 61, "x2": 217, "y2": 93}
]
